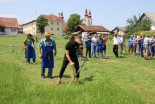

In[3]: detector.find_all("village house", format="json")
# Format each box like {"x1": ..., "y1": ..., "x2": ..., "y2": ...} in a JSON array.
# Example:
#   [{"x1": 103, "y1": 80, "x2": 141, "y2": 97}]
[
  {"x1": 0, "y1": 17, "x2": 18, "y2": 35},
  {"x1": 23, "y1": 13, "x2": 64, "y2": 35},
  {"x1": 111, "y1": 27, "x2": 127, "y2": 35},
  {"x1": 138, "y1": 13, "x2": 155, "y2": 30}
]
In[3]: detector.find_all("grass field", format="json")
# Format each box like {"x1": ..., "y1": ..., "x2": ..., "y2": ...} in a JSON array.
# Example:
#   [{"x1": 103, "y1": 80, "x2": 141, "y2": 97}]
[{"x1": 0, "y1": 35, "x2": 155, "y2": 104}]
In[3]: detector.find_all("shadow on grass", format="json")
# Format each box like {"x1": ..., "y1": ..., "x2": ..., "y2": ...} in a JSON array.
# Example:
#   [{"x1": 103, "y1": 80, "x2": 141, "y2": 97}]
[
  {"x1": 84, "y1": 75, "x2": 94, "y2": 81},
  {"x1": 118, "y1": 56, "x2": 126, "y2": 58},
  {"x1": 53, "y1": 75, "x2": 71, "y2": 78}
]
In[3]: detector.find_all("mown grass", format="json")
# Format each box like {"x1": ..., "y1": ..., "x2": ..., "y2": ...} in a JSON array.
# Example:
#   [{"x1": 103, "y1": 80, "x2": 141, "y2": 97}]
[{"x1": 0, "y1": 35, "x2": 155, "y2": 104}]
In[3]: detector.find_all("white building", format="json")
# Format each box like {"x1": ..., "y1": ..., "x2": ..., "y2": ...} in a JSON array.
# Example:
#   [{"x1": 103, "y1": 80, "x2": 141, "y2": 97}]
[
  {"x1": 111, "y1": 27, "x2": 127, "y2": 35},
  {"x1": 23, "y1": 13, "x2": 64, "y2": 36},
  {"x1": 0, "y1": 17, "x2": 18, "y2": 35},
  {"x1": 139, "y1": 13, "x2": 155, "y2": 30}
]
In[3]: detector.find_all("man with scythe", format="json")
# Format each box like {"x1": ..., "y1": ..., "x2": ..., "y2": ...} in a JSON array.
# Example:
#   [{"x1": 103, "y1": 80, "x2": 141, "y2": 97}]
[{"x1": 56, "y1": 35, "x2": 86, "y2": 85}]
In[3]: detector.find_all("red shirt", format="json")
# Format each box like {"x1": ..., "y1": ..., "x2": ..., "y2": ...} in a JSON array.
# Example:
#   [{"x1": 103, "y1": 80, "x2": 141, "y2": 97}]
[{"x1": 102, "y1": 36, "x2": 107, "y2": 45}]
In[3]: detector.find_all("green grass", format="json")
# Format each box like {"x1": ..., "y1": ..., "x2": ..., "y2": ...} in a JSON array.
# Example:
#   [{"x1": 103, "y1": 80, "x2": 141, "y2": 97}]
[{"x1": 0, "y1": 35, "x2": 155, "y2": 104}]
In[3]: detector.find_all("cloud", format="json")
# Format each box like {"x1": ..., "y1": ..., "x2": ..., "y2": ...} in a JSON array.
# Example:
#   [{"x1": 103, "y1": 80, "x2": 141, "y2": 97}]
[
  {"x1": 0, "y1": 0, "x2": 16, "y2": 2},
  {"x1": 0, "y1": 14, "x2": 17, "y2": 18}
]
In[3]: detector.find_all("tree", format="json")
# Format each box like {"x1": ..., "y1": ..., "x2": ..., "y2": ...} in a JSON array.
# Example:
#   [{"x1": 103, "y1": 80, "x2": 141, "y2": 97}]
[
  {"x1": 36, "y1": 16, "x2": 49, "y2": 35},
  {"x1": 126, "y1": 15, "x2": 151, "y2": 34},
  {"x1": 66, "y1": 14, "x2": 81, "y2": 35}
]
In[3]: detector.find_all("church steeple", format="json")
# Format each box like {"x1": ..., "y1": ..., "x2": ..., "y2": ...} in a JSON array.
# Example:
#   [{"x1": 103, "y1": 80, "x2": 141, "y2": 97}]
[
  {"x1": 88, "y1": 10, "x2": 92, "y2": 18},
  {"x1": 85, "y1": 9, "x2": 88, "y2": 17}
]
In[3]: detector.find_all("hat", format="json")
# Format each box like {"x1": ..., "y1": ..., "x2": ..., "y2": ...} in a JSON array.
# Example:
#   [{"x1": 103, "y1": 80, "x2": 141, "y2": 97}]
[
  {"x1": 114, "y1": 32, "x2": 118, "y2": 35},
  {"x1": 86, "y1": 34, "x2": 89, "y2": 37},
  {"x1": 98, "y1": 34, "x2": 101, "y2": 37},
  {"x1": 131, "y1": 35, "x2": 133, "y2": 37},
  {"x1": 44, "y1": 32, "x2": 51, "y2": 36}
]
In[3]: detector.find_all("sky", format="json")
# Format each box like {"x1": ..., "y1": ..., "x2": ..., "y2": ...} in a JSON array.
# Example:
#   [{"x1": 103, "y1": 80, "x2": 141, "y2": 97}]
[{"x1": 0, "y1": 0, "x2": 155, "y2": 30}]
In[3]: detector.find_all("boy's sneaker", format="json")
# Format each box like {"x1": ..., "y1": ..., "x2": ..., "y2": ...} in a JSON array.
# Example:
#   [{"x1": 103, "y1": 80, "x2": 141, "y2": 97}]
[
  {"x1": 41, "y1": 76, "x2": 45, "y2": 78},
  {"x1": 27, "y1": 62, "x2": 30, "y2": 64}
]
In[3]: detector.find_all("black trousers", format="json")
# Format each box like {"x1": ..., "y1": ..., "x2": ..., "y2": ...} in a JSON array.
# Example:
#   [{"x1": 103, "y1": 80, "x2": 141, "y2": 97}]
[
  {"x1": 86, "y1": 46, "x2": 91, "y2": 58},
  {"x1": 59, "y1": 58, "x2": 79, "y2": 78},
  {"x1": 113, "y1": 45, "x2": 118, "y2": 57}
]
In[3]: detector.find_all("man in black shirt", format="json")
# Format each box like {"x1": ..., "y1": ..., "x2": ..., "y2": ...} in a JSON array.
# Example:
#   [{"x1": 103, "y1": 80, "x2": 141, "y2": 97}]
[{"x1": 56, "y1": 36, "x2": 86, "y2": 85}]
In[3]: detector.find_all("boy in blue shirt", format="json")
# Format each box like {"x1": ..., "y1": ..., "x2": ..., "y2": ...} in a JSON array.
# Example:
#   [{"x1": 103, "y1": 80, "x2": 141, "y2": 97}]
[
  {"x1": 84, "y1": 34, "x2": 92, "y2": 58},
  {"x1": 128, "y1": 35, "x2": 133, "y2": 54}
]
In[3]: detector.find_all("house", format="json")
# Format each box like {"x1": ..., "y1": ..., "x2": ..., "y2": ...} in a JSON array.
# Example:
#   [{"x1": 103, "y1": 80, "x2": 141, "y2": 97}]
[
  {"x1": 23, "y1": 13, "x2": 64, "y2": 35},
  {"x1": 0, "y1": 17, "x2": 18, "y2": 35},
  {"x1": 111, "y1": 27, "x2": 127, "y2": 35},
  {"x1": 138, "y1": 13, "x2": 155, "y2": 30},
  {"x1": 73, "y1": 25, "x2": 110, "y2": 37}
]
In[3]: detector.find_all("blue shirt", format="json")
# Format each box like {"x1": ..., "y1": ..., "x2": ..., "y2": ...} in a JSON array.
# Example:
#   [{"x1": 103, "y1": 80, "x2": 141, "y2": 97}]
[
  {"x1": 84, "y1": 37, "x2": 91, "y2": 47},
  {"x1": 38, "y1": 38, "x2": 56, "y2": 49},
  {"x1": 128, "y1": 38, "x2": 133, "y2": 46}
]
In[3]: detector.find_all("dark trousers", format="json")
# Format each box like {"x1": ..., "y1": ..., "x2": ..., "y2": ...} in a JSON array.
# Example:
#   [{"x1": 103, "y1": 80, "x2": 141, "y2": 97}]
[
  {"x1": 120, "y1": 43, "x2": 123, "y2": 54},
  {"x1": 133, "y1": 45, "x2": 137, "y2": 53},
  {"x1": 113, "y1": 45, "x2": 118, "y2": 57},
  {"x1": 59, "y1": 58, "x2": 79, "y2": 78},
  {"x1": 27, "y1": 58, "x2": 35, "y2": 63},
  {"x1": 86, "y1": 46, "x2": 91, "y2": 58},
  {"x1": 128, "y1": 46, "x2": 133, "y2": 53}
]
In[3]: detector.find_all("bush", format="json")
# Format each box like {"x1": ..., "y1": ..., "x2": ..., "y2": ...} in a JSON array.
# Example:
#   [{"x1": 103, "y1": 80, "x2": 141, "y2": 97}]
[
  {"x1": 64, "y1": 35, "x2": 69, "y2": 39},
  {"x1": 134, "y1": 30, "x2": 155, "y2": 37}
]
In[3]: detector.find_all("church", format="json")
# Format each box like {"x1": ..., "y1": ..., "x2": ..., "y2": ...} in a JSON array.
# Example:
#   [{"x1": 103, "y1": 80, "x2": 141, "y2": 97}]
[{"x1": 73, "y1": 9, "x2": 110, "y2": 37}]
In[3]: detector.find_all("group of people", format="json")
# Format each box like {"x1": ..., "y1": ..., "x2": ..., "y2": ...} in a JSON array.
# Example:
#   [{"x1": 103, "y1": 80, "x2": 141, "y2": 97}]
[
  {"x1": 23, "y1": 32, "x2": 86, "y2": 85},
  {"x1": 23, "y1": 32, "x2": 155, "y2": 85},
  {"x1": 76, "y1": 34, "x2": 107, "y2": 59},
  {"x1": 113, "y1": 33, "x2": 155, "y2": 60}
]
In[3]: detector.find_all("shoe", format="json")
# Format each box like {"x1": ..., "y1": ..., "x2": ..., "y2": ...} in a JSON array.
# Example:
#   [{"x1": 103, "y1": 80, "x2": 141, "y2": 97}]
[
  {"x1": 41, "y1": 76, "x2": 45, "y2": 78},
  {"x1": 56, "y1": 80, "x2": 61, "y2": 85},
  {"x1": 27, "y1": 62, "x2": 30, "y2": 64},
  {"x1": 33, "y1": 61, "x2": 36, "y2": 64},
  {"x1": 76, "y1": 79, "x2": 80, "y2": 82},
  {"x1": 47, "y1": 76, "x2": 53, "y2": 79}
]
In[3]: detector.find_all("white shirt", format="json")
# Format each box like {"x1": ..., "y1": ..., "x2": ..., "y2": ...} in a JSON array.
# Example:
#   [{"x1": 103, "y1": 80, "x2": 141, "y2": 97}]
[
  {"x1": 113, "y1": 36, "x2": 120, "y2": 45},
  {"x1": 144, "y1": 37, "x2": 150, "y2": 45},
  {"x1": 91, "y1": 37, "x2": 97, "y2": 46},
  {"x1": 120, "y1": 37, "x2": 124, "y2": 43}
]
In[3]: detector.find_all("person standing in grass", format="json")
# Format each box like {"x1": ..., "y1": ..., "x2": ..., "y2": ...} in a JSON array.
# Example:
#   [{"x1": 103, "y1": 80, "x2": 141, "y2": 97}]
[
  {"x1": 84, "y1": 34, "x2": 92, "y2": 58},
  {"x1": 38, "y1": 32, "x2": 57, "y2": 79},
  {"x1": 120, "y1": 34, "x2": 125, "y2": 54},
  {"x1": 76, "y1": 35, "x2": 84, "y2": 60},
  {"x1": 102, "y1": 33, "x2": 107, "y2": 57},
  {"x1": 133, "y1": 34, "x2": 138, "y2": 55},
  {"x1": 97, "y1": 34, "x2": 104, "y2": 59},
  {"x1": 128, "y1": 35, "x2": 134, "y2": 54},
  {"x1": 24, "y1": 33, "x2": 38, "y2": 64},
  {"x1": 149, "y1": 34, "x2": 155, "y2": 57},
  {"x1": 56, "y1": 36, "x2": 86, "y2": 85},
  {"x1": 143, "y1": 34, "x2": 150, "y2": 60},
  {"x1": 138, "y1": 34, "x2": 144, "y2": 57},
  {"x1": 91, "y1": 34, "x2": 97, "y2": 57},
  {"x1": 113, "y1": 33, "x2": 120, "y2": 58}
]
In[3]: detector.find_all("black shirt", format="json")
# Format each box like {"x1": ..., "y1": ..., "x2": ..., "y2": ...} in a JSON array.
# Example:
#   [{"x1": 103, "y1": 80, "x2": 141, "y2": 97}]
[{"x1": 64, "y1": 41, "x2": 79, "y2": 60}]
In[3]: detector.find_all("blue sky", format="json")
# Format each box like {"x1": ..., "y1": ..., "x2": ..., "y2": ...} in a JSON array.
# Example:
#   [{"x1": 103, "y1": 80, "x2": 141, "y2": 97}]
[{"x1": 0, "y1": 0, "x2": 155, "y2": 30}]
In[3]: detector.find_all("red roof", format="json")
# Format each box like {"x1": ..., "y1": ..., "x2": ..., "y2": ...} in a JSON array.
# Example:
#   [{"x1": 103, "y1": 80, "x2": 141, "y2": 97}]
[
  {"x1": 40, "y1": 14, "x2": 63, "y2": 21},
  {"x1": 118, "y1": 27, "x2": 126, "y2": 32},
  {"x1": 79, "y1": 25, "x2": 109, "y2": 32},
  {"x1": 0, "y1": 17, "x2": 18, "y2": 28}
]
